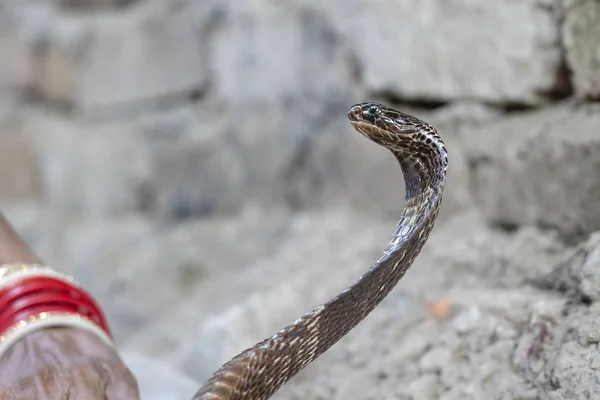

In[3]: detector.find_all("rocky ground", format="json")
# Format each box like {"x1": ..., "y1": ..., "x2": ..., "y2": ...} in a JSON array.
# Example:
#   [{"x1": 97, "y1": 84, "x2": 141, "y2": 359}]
[{"x1": 1, "y1": 0, "x2": 600, "y2": 399}]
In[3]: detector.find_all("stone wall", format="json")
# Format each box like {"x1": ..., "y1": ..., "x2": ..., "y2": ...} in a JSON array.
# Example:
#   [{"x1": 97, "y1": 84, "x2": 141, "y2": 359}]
[{"x1": 1, "y1": 0, "x2": 600, "y2": 399}]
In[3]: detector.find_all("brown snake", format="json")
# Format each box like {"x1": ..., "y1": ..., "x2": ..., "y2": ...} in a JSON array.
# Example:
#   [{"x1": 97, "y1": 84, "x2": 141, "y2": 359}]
[{"x1": 193, "y1": 102, "x2": 448, "y2": 400}]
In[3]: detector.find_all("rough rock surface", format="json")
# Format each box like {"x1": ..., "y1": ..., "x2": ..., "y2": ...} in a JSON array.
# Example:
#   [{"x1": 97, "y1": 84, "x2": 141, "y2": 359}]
[
  {"x1": 1, "y1": 0, "x2": 600, "y2": 399},
  {"x1": 306, "y1": 0, "x2": 564, "y2": 104},
  {"x1": 462, "y1": 102, "x2": 600, "y2": 241},
  {"x1": 35, "y1": 1, "x2": 208, "y2": 114},
  {"x1": 563, "y1": 0, "x2": 600, "y2": 98},
  {"x1": 6, "y1": 101, "x2": 473, "y2": 221},
  {"x1": 205, "y1": 1, "x2": 357, "y2": 106}
]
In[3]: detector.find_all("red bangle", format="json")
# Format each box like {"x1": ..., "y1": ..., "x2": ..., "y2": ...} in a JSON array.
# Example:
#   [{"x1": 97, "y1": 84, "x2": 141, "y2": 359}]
[
  {"x1": 0, "y1": 264, "x2": 114, "y2": 359},
  {"x1": 0, "y1": 276, "x2": 112, "y2": 339},
  {"x1": 0, "y1": 277, "x2": 109, "y2": 332},
  {"x1": 0, "y1": 291, "x2": 108, "y2": 336}
]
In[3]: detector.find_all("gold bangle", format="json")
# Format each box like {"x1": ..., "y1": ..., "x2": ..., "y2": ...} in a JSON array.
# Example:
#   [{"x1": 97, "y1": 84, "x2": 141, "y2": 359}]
[
  {"x1": 0, "y1": 263, "x2": 78, "y2": 290},
  {"x1": 0, "y1": 311, "x2": 114, "y2": 359}
]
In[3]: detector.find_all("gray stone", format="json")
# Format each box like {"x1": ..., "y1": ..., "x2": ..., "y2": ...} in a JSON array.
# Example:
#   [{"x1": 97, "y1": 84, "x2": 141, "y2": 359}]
[
  {"x1": 23, "y1": 109, "x2": 154, "y2": 215},
  {"x1": 563, "y1": 0, "x2": 600, "y2": 98},
  {"x1": 462, "y1": 103, "x2": 600, "y2": 240},
  {"x1": 19, "y1": 103, "x2": 463, "y2": 220},
  {"x1": 431, "y1": 102, "x2": 503, "y2": 127},
  {"x1": 389, "y1": 319, "x2": 440, "y2": 364},
  {"x1": 20, "y1": 101, "x2": 455, "y2": 220},
  {"x1": 137, "y1": 104, "x2": 248, "y2": 220},
  {"x1": 19, "y1": 105, "x2": 249, "y2": 218},
  {"x1": 102, "y1": 205, "x2": 290, "y2": 342},
  {"x1": 547, "y1": 304, "x2": 600, "y2": 399},
  {"x1": 35, "y1": 1, "x2": 208, "y2": 113},
  {"x1": 279, "y1": 104, "x2": 473, "y2": 221},
  {"x1": 501, "y1": 227, "x2": 572, "y2": 286},
  {"x1": 546, "y1": 232, "x2": 600, "y2": 302},
  {"x1": 402, "y1": 374, "x2": 440, "y2": 400},
  {"x1": 17, "y1": 2, "x2": 479, "y2": 222},
  {"x1": 552, "y1": 341, "x2": 600, "y2": 398},
  {"x1": 307, "y1": 0, "x2": 563, "y2": 104},
  {"x1": 451, "y1": 306, "x2": 483, "y2": 334},
  {"x1": 0, "y1": 201, "x2": 155, "y2": 288},
  {"x1": 408, "y1": 211, "x2": 571, "y2": 291},
  {"x1": 0, "y1": 28, "x2": 33, "y2": 91},
  {"x1": 204, "y1": 0, "x2": 357, "y2": 105},
  {"x1": 419, "y1": 347, "x2": 452, "y2": 373},
  {"x1": 576, "y1": 233, "x2": 600, "y2": 301}
]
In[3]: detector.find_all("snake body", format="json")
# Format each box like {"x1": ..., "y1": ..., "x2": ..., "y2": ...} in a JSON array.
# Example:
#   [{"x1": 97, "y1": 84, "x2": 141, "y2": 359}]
[{"x1": 193, "y1": 102, "x2": 448, "y2": 400}]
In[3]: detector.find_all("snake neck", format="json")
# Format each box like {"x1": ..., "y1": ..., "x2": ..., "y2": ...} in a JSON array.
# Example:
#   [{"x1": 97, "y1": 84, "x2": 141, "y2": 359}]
[{"x1": 381, "y1": 148, "x2": 446, "y2": 259}]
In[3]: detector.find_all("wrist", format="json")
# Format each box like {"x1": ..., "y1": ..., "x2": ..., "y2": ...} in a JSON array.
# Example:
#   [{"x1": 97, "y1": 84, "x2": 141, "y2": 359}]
[
  {"x1": 0, "y1": 263, "x2": 113, "y2": 359},
  {"x1": 0, "y1": 327, "x2": 139, "y2": 398}
]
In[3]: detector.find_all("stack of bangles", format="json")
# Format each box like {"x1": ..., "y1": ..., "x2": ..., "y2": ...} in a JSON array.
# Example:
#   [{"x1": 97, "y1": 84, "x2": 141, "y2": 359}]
[{"x1": 0, "y1": 263, "x2": 114, "y2": 359}]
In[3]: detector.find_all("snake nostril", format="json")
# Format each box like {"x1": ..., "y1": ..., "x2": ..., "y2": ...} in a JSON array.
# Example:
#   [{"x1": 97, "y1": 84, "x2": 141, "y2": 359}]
[{"x1": 348, "y1": 105, "x2": 362, "y2": 120}]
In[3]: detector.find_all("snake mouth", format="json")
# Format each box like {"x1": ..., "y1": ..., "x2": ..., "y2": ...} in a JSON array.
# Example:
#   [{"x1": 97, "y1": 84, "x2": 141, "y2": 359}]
[
  {"x1": 348, "y1": 103, "x2": 382, "y2": 140},
  {"x1": 348, "y1": 102, "x2": 398, "y2": 144}
]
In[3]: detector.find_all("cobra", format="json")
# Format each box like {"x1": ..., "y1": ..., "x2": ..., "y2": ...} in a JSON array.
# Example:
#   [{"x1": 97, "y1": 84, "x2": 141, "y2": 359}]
[{"x1": 193, "y1": 102, "x2": 448, "y2": 400}]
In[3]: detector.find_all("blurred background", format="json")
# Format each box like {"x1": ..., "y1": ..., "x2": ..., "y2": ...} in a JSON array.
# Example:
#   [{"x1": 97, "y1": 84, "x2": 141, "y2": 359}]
[{"x1": 1, "y1": 0, "x2": 600, "y2": 399}]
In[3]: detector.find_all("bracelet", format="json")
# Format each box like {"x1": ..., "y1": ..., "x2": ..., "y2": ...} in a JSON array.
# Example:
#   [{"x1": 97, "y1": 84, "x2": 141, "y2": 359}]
[
  {"x1": 0, "y1": 263, "x2": 114, "y2": 359},
  {"x1": 0, "y1": 311, "x2": 113, "y2": 359},
  {"x1": 0, "y1": 263, "x2": 76, "y2": 288},
  {"x1": 0, "y1": 276, "x2": 110, "y2": 333}
]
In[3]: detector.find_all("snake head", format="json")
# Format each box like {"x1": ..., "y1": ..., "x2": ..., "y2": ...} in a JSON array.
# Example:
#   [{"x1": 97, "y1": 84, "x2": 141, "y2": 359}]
[{"x1": 347, "y1": 102, "x2": 418, "y2": 149}]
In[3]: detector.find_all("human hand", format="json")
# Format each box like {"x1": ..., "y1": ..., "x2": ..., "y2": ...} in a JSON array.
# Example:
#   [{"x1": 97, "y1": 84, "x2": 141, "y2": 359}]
[{"x1": 0, "y1": 213, "x2": 140, "y2": 400}]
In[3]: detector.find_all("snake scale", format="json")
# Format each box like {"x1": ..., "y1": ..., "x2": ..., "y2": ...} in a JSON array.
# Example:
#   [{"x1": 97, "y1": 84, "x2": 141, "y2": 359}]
[{"x1": 193, "y1": 102, "x2": 448, "y2": 400}]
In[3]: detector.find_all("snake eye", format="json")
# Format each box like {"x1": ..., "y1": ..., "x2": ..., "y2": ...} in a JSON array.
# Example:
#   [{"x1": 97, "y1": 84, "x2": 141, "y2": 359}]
[{"x1": 363, "y1": 105, "x2": 380, "y2": 120}]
